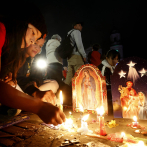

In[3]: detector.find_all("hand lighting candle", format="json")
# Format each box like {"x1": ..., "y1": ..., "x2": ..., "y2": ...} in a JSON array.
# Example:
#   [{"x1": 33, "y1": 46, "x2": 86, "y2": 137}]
[{"x1": 60, "y1": 91, "x2": 63, "y2": 111}]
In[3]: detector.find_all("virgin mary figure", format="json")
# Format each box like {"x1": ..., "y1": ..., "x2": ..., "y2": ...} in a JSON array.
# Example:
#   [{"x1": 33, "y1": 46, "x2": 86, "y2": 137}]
[{"x1": 81, "y1": 69, "x2": 97, "y2": 109}]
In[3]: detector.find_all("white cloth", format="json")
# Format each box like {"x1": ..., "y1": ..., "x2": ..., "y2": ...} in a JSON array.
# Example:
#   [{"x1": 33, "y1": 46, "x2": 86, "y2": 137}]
[
  {"x1": 38, "y1": 79, "x2": 59, "y2": 93},
  {"x1": 68, "y1": 29, "x2": 86, "y2": 58},
  {"x1": 101, "y1": 59, "x2": 115, "y2": 76},
  {"x1": 17, "y1": 80, "x2": 59, "y2": 94},
  {"x1": 46, "y1": 39, "x2": 62, "y2": 64}
]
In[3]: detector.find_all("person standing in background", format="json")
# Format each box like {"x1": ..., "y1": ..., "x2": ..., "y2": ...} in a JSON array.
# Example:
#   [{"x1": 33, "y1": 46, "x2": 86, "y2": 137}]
[{"x1": 65, "y1": 22, "x2": 86, "y2": 86}]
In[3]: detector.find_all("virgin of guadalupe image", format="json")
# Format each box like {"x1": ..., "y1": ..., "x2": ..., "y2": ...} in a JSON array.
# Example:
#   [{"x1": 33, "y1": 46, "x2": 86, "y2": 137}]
[
  {"x1": 81, "y1": 69, "x2": 97, "y2": 109},
  {"x1": 138, "y1": 92, "x2": 147, "y2": 120}
]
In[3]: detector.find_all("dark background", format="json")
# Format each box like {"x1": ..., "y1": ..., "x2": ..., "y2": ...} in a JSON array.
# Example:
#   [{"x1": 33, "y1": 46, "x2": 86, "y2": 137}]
[{"x1": 1, "y1": 0, "x2": 146, "y2": 59}]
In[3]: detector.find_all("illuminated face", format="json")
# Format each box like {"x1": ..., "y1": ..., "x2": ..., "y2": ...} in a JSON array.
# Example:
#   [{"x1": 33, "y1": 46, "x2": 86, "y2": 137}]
[
  {"x1": 84, "y1": 71, "x2": 89, "y2": 77},
  {"x1": 106, "y1": 55, "x2": 119, "y2": 66},
  {"x1": 138, "y1": 92, "x2": 145, "y2": 102},
  {"x1": 25, "y1": 38, "x2": 45, "y2": 58},
  {"x1": 74, "y1": 24, "x2": 83, "y2": 31},
  {"x1": 21, "y1": 24, "x2": 42, "y2": 48},
  {"x1": 126, "y1": 81, "x2": 133, "y2": 88},
  {"x1": 129, "y1": 90, "x2": 136, "y2": 96}
]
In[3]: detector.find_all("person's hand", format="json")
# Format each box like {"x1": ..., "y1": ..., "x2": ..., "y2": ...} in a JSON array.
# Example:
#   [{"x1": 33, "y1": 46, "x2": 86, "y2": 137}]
[
  {"x1": 33, "y1": 90, "x2": 56, "y2": 105},
  {"x1": 4, "y1": 72, "x2": 17, "y2": 87},
  {"x1": 37, "y1": 102, "x2": 66, "y2": 125},
  {"x1": 4, "y1": 72, "x2": 13, "y2": 83},
  {"x1": 84, "y1": 58, "x2": 86, "y2": 62}
]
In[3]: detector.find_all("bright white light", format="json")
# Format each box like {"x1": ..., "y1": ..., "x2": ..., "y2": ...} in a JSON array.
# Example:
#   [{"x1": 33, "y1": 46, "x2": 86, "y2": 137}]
[
  {"x1": 133, "y1": 116, "x2": 137, "y2": 122},
  {"x1": 137, "y1": 141, "x2": 145, "y2": 146},
  {"x1": 99, "y1": 106, "x2": 105, "y2": 116},
  {"x1": 118, "y1": 70, "x2": 126, "y2": 78},
  {"x1": 36, "y1": 59, "x2": 47, "y2": 69},
  {"x1": 79, "y1": 104, "x2": 84, "y2": 112},
  {"x1": 139, "y1": 68, "x2": 146, "y2": 77},
  {"x1": 82, "y1": 114, "x2": 89, "y2": 121},
  {"x1": 121, "y1": 132, "x2": 125, "y2": 138},
  {"x1": 60, "y1": 91, "x2": 63, "y2": 105},
  {"x1": 127, "y1": 61, "x2": 139, "y2": 85}
]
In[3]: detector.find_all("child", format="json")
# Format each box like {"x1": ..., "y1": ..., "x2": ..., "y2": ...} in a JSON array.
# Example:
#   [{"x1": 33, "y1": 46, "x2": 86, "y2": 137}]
[{"x1": 98, "y1": 49, "x2": 120, "y2": 115}]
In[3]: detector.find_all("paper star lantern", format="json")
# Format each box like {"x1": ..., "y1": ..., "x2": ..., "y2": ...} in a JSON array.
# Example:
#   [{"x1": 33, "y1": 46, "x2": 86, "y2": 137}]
[
  {"x1": 118, "y1": 70, "x2": 126, "y2": 78},
  {"x1": 127, "y1": 61, "x2": 136, "y2": 68},
  {"x1": 139, "y1": 68, "x2": 147, "y2": 77}
]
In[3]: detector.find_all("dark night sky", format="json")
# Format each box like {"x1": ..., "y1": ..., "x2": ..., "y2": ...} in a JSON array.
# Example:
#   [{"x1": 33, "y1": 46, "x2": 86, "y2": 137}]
[{"x1": 1, "y1": 0, "x2": 146, "y2": 59}]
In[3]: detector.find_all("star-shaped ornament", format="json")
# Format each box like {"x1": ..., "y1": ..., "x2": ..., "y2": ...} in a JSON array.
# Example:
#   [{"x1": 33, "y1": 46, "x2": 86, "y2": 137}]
[
  {"x1": 127, "y1": 61, "x2": 136, "y2": 68},
  {"x1": 139, "y1": 68, "x2": 147, "y2": 77},
  {"x1": 118, "y1": 70, "x2": 126, "y2": 78}
]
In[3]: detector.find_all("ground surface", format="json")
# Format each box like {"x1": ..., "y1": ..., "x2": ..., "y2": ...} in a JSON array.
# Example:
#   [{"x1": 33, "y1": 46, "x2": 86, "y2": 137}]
[{"x1": 0, "y1": 107, "x2": 147, "y2": 147}]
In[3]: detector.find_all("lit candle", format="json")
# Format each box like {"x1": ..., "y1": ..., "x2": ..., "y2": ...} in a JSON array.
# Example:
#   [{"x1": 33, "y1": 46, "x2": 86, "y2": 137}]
[
  {"x1": 79, "y1": 104, "x2": 84, "y2": 120},
  {"x1": 135, "y1": 130, "x2": 140, "y2": 134},
  {"x1": 69, "y1": 111, "x2": 73, "y2": 118},
  {"x1": 95, "y1": 106, "x2": 107, "y2": 136},
  {"x1": 120, "y1": 132, "x2": 125, "y2": 143},
  {"x1": 77, "y1": 114, "x2": 91, "y2": 135},
  {"x1": 60, "y1": 91, "x2": 63, "y2": 111},
  {"x1": 132, "y1": 116, "x2": 138, "y2": 127},
  {"x1": 81, "y1": 114, "x2": 89, "y2": 128},
  {"x1": 137, "y1": 141, "x2": 145, "y2": 147},
  {"x1": 99, "y1": 106, "x2": 107, "y2": 136},
  {"x1": 96, "y1": 107, "x2": 100, "y2": 122}
]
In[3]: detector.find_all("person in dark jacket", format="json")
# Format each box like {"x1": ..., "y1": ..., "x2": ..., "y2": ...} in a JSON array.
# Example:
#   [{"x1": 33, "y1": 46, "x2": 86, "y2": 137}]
[{"x1": 98, "y1": 49, "x2": 120, "y2": 115}]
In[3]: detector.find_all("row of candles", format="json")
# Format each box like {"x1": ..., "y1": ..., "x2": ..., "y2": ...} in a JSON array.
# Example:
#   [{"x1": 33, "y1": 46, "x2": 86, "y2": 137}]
[
  {"x1": 59, "y1": 90, "x2": 106, "y2": 136},
  {"x1": 59, "y1": 91, "x2": 139, "y2": 134},
  {"x1": 59, "y1": 91, "x2": 146, "y2": 146}
]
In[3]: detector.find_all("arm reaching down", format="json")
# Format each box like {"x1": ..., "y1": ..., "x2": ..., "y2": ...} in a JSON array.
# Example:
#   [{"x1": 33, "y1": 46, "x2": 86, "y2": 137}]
[{"x1": 0, "y1": 80, "x2": 66, "y2": 125}]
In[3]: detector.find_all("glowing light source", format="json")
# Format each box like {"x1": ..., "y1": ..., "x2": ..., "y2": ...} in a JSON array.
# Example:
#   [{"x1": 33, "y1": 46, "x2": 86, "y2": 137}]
[
  {"x1": 127, "y1": 61, "x2": 136, "y2": 68},
  {"x1": 99, "y1": 106, "x2": 105, "y2": 116},
  {"x1": 121, "y1": 132, "x2": 125, "y2": 138},
  {"x1": 137, "y1": 141, "x2": 145, "y2": 146},
  {"x1": 36, "y1": 59, "x2": 47, "y2": 69},
  {"x1": 118, "y1": 70, "x2": 126, "y2": 78},
  {"x1": 59, "y1": 91, "x2": 63, "y2": 111},
  {"x1": 133, "y1": 116, "x2": 137, "y2": 122},
  {"x1": 79, "y1": 103, "x2": 84, "y2": 112},
  {"x1": 139, "y1": 68, "x2": 146, "y2": 77},
  {"x1": 82, "y1": 114, "x2": 89, "y2": 121}
]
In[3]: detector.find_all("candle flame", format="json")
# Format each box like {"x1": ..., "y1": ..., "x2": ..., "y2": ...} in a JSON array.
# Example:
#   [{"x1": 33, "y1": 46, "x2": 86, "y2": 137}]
[
  {"x1": 96, "y1": 107, "x2": 100, "y2": 114},
  {"x1": 79, "y1": 103, "x2": 84, "y2": 112},
  {"x1": 137, "y1": 141, "x2": 145, "y2": 146},
  {"x1": 123, "y1": 106, "x2": 127, "y2": 111},
  {"x1": 121, "y1": 132, "x2": 125, "y2": 138},
  {"x1": 65, "y1": 118, "x2": 73, "y2": 125},
  {"x1": 69, "y1": 111, "x2": 71, "y2": 115},
  {"x1": 96, "y1": 106, "x2": 104, "y2": 116},
  {"x1": 133, "y1": 116, "x2": 137, "y2": 122},
  {"x1": 100, "y1": 106, "x2": 105, "y2": 116},
  {"x1": 60, "y1": 91, "x2": 63, "y2": 104},
  {"x1": 82, "y1": 114, "x2": 89, "y2": 121},
  {"x1": 135, "y1": 130, "x2": 140, "y2": 133}
]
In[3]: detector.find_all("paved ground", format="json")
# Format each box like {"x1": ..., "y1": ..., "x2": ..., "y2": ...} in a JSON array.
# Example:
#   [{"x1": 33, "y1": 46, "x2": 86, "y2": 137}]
[{"x1": 0, "y1": 107, "x2": 147, "y2": 147}]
